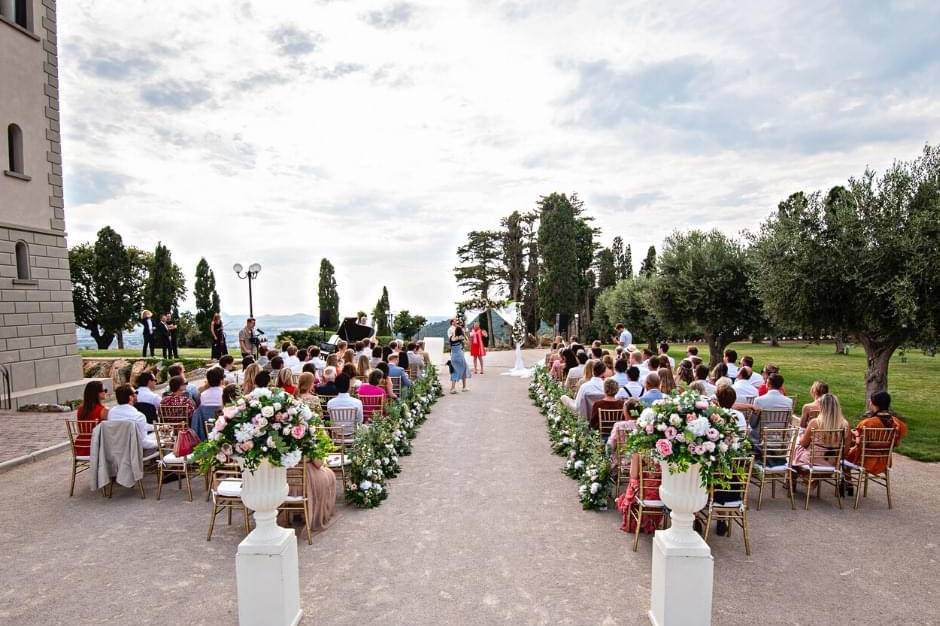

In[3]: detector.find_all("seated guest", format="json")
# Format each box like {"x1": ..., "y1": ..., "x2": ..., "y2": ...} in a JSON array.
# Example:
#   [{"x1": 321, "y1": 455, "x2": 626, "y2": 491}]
[
  {"x1": 616, "y1": 366, "x2": 645, "y2": 400},
  {"x1": 611, "y1": 359, "x2": 630, "y2": 387},
  {"x1": 629, "y1": 350, "x2": 650, "y2": 384},
  {"x1": 570, "y1": 360, "x2": 607, "y2": 417},
  {"x1": 222, "y1": 384, "x2": 239, "y2": 405},
  {"x1": 558, "y1": 348, "x2": 577, "y2": 380},
  {"x1": 241, "y1": 363, "x2": 261, "y2": 396},
  {"x1": 259, "y1": 349, "x2": 276, "y2": 371},
  {"x1": 732, "y1": 367, "x2": 759, "y2": 400},
  {"x1": 279, "y1": 341, "x2": 291, "y2": 362},
  {"x1": 162, "y1": 376, "x2": 196, "y2": 418},
  {"x1": 740, "y1": 356, "x2": 764, "y2": 387},
  {"x1": 755, "y1": 364, "x2": 784, "y2": 396},
  {"x1": 342, "y1": 363, "x2": 362, "y2": 393},
  {"x1": 356, "y1": 354, "x2": 371, "y2": 380},
  {"x1": 753, "y1": 373, "x2": 792, "y2": 413},
  {"x1": 326, "y1": 373, "x2": 364, "y2": 424},
  {"x1": 793, "y1": 393, "x2": 853, "y2": 467},
  {"x1": 714, "y1": 384, "x2": 748, "y2": 432},
  {"x1": 406, "y1": 343, "x2": 424, "y2": 376},
  {"x1": 688, "y1": 381, "x2": 706, "y2": 395},
  {"x1": 602, "y1": 354, "x2": 615, "y2": 378},
  {"x1": 686, "y1": 345, "x2": 699, "y2": 359},
  {"x1": 269, "y1": 356, "x2": 284, "y2": 377},
  {"x1": 375, "y1": 362, "x2": 397, "y2": 399},
  {"x1": 315, "y1": 366, "x2": 338, "y2": 396},
  {"x1": 657, "y1": 367, "x2": 676, "y2": 395},
  {"x1": 109, "y1": 384, "x2": 156, "y2": 450},
  {"x1": 694, "y1": 364, "x2": 716, "y2": 396},
  {"x1": 326, "y1": 353, "x2": 340, "y2": 369},
  {"x1": 724, "y1": 349, "x2": 739, "y2": 378},
  {"x1": 640, "y1": 372, "x2": 665, "y2": 406},
  {"x1": 290, "y1": 349, "x2": 309, "y2": 375},
  {"x1": 845, "y1": 391, "x2": 908, "y2": 475},
  {"x1": 566, "y1": 350, "x2": 589, "y2": 384},
  {"x1": 296, "y1": 372, "x2": 319, "y2": 408},
  {"x1": 310, "y1": 346, "x2": 326, "y2": 371},
  {"x1": 658, "y1": 342, "x2": 675, "y2": 368},
  {"x1": 675, "y1": 360, "x2": 694, "y2": 389},
  {"x1": 234, "y1": 355, "x2": 255, "y2": 385},
  {"x1": 709, "y1": 362, "x2": 728, "y2": 384},
  {"x1": 387, "y1": 353, "x2": 412, "y2": 388},
  {"x1": 166, "y1": 364, "x2": 200, "y2": 406},
  {"x1": 369, "y1": 347, "x2": 384, "y2": 368},
  {"x1": 590, "y1": 378, "x2": 625, "y2": 431},
  {"x1": 135, "y1": 372, "x2": 162, "y2": 409},
  {"x1": 800, "y1": 381, "x2": 828, "y2": 428},
  {"x1": 417, "y1": 341, "x2": 432, "y2": 368},
  {"x1": 284, "y1": 345, "x2": 300, "y2": 370},
  {"x1": 358, "y1": 369, "x2": 388, "y2": 399},
  {"x1": 75, "y1": 381, "x2": 109, "y2": 457},
  {"x1": 302, "y1": 362, "x2": 318, "y2": 379},
  {"x1": 275, "y1": 368, "x2": 296, "y2": 396},
  {"x1": 254, "y1": 370, "x2": 272, "y2": 390},
  {"x1": 217, "y1": 355, "x2": 236, "y2": 385},
  {"x1": 200, "y1": 367, "x2": 226, "y2": 407}
]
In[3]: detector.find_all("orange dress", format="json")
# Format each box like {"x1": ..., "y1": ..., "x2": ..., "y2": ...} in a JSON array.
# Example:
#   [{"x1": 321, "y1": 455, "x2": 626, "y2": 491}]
[{"x1": 845, "y1": 414, "x2": 907, "y2": 475}]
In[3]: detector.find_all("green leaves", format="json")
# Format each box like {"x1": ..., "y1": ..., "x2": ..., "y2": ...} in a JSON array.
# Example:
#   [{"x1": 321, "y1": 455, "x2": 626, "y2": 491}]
[
  {"x1": 318, "y1": 259, "x2": 340, "y2": 329},
  {"x1": 194, "y1": 258, "x2": 221, "y2": 344}
]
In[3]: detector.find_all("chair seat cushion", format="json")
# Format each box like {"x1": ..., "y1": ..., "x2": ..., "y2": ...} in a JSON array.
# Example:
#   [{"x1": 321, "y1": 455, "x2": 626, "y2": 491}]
[
  {"x1": 842, "y1": 460, "x2": 861, "y2": 470},
  {"x1": 160, "y1": 452, "x2": 194, "y2": 465},
  {"x1": 755, "y1": 463, "x2": 790, "y2": 472},
  {"x1": 712, "y1": 500, "x2": 743, "y2": 510},
  {"x1": 75, "y1": 455, "x2": 90, "y2": 461},
  {"x1": 327, "y1": 454, "x2": 351, "y2": 468},
  {"x1": 283, "y1": 495, "x2": 304, "y2": 503},
  {"x1": 637, "y1": 498, "x2": 664, "y2": 508},
  {"x1": 142, "y1": 451, "x2": 160, "y2": 462},
  {"x1": 215, "y1": 480, "x2": 242, "y2": 497},
  {"x1": 796, "y1": 464, "x2": 839, "y2": 472}
]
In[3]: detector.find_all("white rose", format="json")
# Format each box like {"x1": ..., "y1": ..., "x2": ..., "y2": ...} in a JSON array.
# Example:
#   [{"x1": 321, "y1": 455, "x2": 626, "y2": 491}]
[
  {"x1": 261, "y1": 406, "x2": 275, "y2": 418},
  {"x1": 273, "y1": 402, "x2": 282, "y2": 411}
]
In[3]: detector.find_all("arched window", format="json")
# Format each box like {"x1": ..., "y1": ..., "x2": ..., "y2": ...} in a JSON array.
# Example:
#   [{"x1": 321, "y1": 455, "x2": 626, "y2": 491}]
[
  {"x1": 14, "y1": 241, "x2": 29, "y2": 280},
  {"x1": 7, "y1": 124, "x2": 23, "y2": 174}
]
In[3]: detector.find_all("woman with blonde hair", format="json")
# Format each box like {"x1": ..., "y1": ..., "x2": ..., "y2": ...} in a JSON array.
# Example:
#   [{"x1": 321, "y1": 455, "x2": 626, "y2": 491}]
[
  {"x1": 602, "y1": 354, "x2": 615, "y2": 378},
  {"x1": 356, "y1": 354, "x2": 370, "y2": 379},
  {"x1": 657, "y1": 367, "x2": 676, "y2": 395},
  {"x1": 241, "y1": 363, "x2": 261, "y2": 395},
  {"x1": 276, "y1": 367, "x2": 296, "y2": 395},
  {"x1": 296, "y1": 372, "x2": 320, "y2": 410},
  {"x1": 326, "y1": 353, "x2": 339, "y2": 369},
  {"x1": 793, "y1": 393, "x2": 853, "y2": 467},
  {"x1": 800, "y1": 380, "x2": 829, "y2": 428},
  {"x1": 342, "y1": 348, "x2": 356, "y2": 368}
]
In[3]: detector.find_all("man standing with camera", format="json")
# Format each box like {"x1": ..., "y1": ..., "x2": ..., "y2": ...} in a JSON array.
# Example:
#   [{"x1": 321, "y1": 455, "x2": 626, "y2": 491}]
[{"x1": 239, "y1": 318, "x2": 257, "y2": 358}]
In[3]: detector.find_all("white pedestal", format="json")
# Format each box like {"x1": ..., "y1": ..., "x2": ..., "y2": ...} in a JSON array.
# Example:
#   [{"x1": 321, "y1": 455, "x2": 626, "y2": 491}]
[
  {"x1": 424, "y1": 337, "x2": 444, "y2": 365},
  {"x1": 648, "y1": 531, "x2": 713, "y2": 626},
  {"x1": 236, "y1": 527, "x2": 303, "y2": 626}
]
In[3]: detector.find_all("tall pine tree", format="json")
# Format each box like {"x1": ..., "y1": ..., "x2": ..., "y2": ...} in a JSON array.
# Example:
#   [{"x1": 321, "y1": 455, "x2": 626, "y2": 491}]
[
  {"x1": 595, "y1": 248, "x2": 618, "y2": 290},
  {"x1": 500, "y1": 211, "x2": 526, "y2": 301},
  {"x1": 372, "y1": 286, "x2": 391, "y2": 335},
  {"x1": 454, "y1": 230, "x2": 502, "y2": 301},
  {"x1": 536, "y1": 193, "x2": 582, "y2": 325},
  {"x1": 318, "y1": 258, "x2": 340, "y2": 329},
  {"x1": 639, "y1": 245, "x2": 657, "y2": 277},
  {"x1": 624, "y1": 243, "x2": 633, "y2": 278},
  {"x1": 194, "y1": 257, "x2": 221, "y2": 343},
  {"x1": 145, "y1": 242, "x2": 186, "y2": 315}
]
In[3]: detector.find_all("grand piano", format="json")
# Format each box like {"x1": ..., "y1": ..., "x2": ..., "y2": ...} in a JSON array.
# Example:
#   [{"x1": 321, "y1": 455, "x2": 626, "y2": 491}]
[{"x1": 322, "y1": 317, "x2": 375, "y2": 353}]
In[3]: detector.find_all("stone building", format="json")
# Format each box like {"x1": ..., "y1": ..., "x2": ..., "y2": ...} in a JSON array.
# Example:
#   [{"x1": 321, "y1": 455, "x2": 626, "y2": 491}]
[{"x1": 0, "y1": 0, "x2": 85, "y2": 408}]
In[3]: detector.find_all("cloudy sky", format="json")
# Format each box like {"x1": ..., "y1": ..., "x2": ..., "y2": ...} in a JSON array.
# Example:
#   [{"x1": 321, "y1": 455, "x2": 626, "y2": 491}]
[{"x1": 59, "y1": 0, "x2": 940, "y2": 318}]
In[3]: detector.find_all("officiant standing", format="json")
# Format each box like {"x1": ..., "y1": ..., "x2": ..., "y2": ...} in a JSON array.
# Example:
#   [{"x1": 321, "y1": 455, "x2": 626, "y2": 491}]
[{"x1": 469, "y1": 321, "x2": 488, "y2": 375}]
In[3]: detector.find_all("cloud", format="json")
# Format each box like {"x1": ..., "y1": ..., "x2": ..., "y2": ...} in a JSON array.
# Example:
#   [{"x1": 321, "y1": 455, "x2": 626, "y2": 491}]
[
  {"x1": 80, "y1": 50, "x2": 159, "y2": 80},
  {"x1": 363, "y1": 2, "x2": 415, "y2": 29},
  {"x1": 140, "y1": 80, "x2": 213, "y2": 110},
  {"x1": 232, "y1": 70, "x2": 291, "y2": 92},
  {"x1": 269, "y1": 25, "x2": 319, "y2": 57},
  {"x1": 64, "y1": 168, "x2": 133, "y2": 205}
]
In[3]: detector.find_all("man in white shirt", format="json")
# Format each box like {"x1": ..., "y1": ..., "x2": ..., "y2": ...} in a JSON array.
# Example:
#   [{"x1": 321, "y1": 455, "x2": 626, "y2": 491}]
[
  {"x1": 284, "y1": 345, "x2": 301, "y2": 370},
  {"x1": 629, "y1": 351, "x2": 650, "y2": 385},
  {"x1": 753, "y1": 373, "x2": 793, "y2": 412},
  {"x1": 109, "y1": 384, "x2": 157, "y2": 449},
  {"x1": 566, "y1": 352, "x2": 589, "y2": 383},
  {"x1": 309, "y1": 346, "x2": 327, "y2": 372},
  {"x1": 406, "y1": 342, "x2": 424, "y2": 376},
  {"x1": 290, "y1": 349, "x2": 309, "y2": 375},
  {"x1": 741, "y1": 356, "x2": 764, "y2": 386},
  {"x1": 611, "y1": 359, "x2": 630, "y2": 387},
  {"x1": 135, "y1": 372, "x2": 162, "y2": 409},
  {"x1": 217, "y1": 355, "x2": 237, "y2": 385},
  {"x1": 615, "y1": 366, "x2": 645, "y2": 400},
  {"x1": 658, "y1": 342, "x2": 675, "y2": 368},
  {"x1": 724, "y1": 349, "x2": 739, "y2": 379},
  {"x1": 573, "y1": 361, "x2": 607, "y2": 417},
  {"x1": 732, "y1": 367, "x2": 759, "y2": 400},
  {"x1": 278, "y1": 341, "x2": 291, "y2": 363},
  {"x1": 694, "y1": 364, "x2": 717, "y2": 396},
  {"x1": 200, "y1": 367, "x2": 226, "y2": 407},
  {"x1": 615, "y1": 324, "x2": 632, "y2": 350},
  {"x1": 326, "y1": 374, "x2": 364, "y2": 424}
]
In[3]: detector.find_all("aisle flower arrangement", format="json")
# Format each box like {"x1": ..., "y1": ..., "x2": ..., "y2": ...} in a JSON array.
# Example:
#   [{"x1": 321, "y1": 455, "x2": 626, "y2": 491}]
[
  {"x1": 193, "y1": 387, "x2": 334, "y2": 473},
  {"x1": 345, "y1": 364, "x2": 443, "y2": 508},
  {"x1": 626, "y1": 389, "x2": 750, "y2": 487},
  {"x1": 529, "y1": 366, "x2": 611, "y2": 510}
]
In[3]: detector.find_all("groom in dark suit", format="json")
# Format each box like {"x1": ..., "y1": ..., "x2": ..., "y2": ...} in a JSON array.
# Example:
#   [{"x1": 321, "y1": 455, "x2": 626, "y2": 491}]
[
  {"x1": 141, "y1": 310, "x2": 155, "y2": 357},
  {"x1": 154, "y1": 313, "x2": 171, "y2": 359}
]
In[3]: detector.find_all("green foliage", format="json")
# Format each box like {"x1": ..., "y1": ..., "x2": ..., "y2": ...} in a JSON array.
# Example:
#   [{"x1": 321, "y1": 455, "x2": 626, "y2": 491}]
[
  {"x1": 454, "y1": 230, "x2": 503, "y2": 301},
  {"x1": 594, "y1": 274, "x2": 664, "y2": 349},
  {"x1": 521, "y1": 211, "x2": 541, "y2": 334},
  {"x1": 595, "y1": 248, "x2": 618, "y2": 291},
  {"x1": 639, "y1": 245, "x2": 656, "y2": 277},
  {"x1": 500, "y1": 211, "x2": 526, "y2": 300},
  {"x1": 69, "y1": 243, "x2": 108, "y2": 348},
  {"x1": 649, "y1": 230, "x2": 762, "y2": 367},
  {"x1": 318, "y1": 258, "x2": 340, "y2": 329},
  {"x1": 276, "y1": 326, "x2": 334, "y2": 349},
  {"x1": 173, "y1": 311, "x2": 204, "y2": 348},
  {"x1": 145, "y1": 241, "x2": 186, "y2": 316},
  {"x1": 536, "y1": 193, "x2": 583, "y2": 321},
  {"x1": 612, "y1": 237, "x2": 632, "y2": 279},
  {"x1": 372, "y1": 286, "x2": 392, "y2": 336},
  {"x1": 194, "y1": 258, "x2": 221, "y2": 345},
  {"x1": 749, "y1": 145, "x2": 940, "y2": 396},
  {"x1": 392, "y1": 310, "x2": 427, "y2": 340}
]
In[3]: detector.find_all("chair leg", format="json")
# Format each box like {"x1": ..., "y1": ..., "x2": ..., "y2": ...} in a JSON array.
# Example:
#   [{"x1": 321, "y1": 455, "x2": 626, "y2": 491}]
[
  {"x1": 185, "y1": 470, "x2": 194, "y2": 502},
  {"x1": 835, "y1": 474, "x2": 843, "y2": 509},
  {"x1": 227, "y1": 505, "x2": 233, "y2": 526},
  {"x1": 207, "y1": 505, "x2": 218, "y2": 541},
  {"x1": 787, "y1": 473, "x2": 795, "y2": 510},
  {"x1": 69, "y1": 463, "x2": 77, "y2": 497},
  {"x1": 137, "y1": 479, "x2": 146, "y2": 499},
  {"x1": 304, "y1": 509, "x2": 312, "y2": 545},
  {"x1": 804, "y1": 477, "x2": 812, "y2": 510},
  {"x1": 632, "y1": 508, "x2": 642, "y2": 552},
  {"x1": 756, "y1": 478, "x2": 765, "y2": 511},
  {"x1": 885, "y1": 470, "x2": 892, "y2": 509},
  {"x1": 742, "y1": 512, "x2": 751, "y2": 556},
  {"x1": 702, "y1": 511, "x2": 712, "y2": 541},
  {"x1": 156, "y1": 466, "x2": 164, "y2": 500},
  {"x1": 853, "y1": 471, "x2": 863, "y2": 510},
  {"x1": 244, "y1": 507, "x2": 251, "y2": 535}
]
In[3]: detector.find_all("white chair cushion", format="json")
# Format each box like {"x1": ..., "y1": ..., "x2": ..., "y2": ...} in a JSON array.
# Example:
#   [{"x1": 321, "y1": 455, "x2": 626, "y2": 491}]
[
  {"x1": 160, "y1": 452, "x2": 194, "y2": 465},
  {"x1": 215, "y1": 480, "x2": 242, "y2": 497},
  {"x1": 755, "y1": 463, "x2": 790, "y2": 473},
  {"x1": 75, "y1": 455, "x2": 90, "y2": 461},
  {"x1": 283, "y1": 495, "x2": 304, "y2": 502},
  {"x1": 142, "y1": 451, "x2": 160, "y2": 462},
  {"x1": 713, "y1": 500, "x2": 743, "y2": 509},
  {"x1": 842, "y1": 460, "x2": 861, "y2": 470},
  {"x1": 637, "y1": 498, "x2": 665, "y2": 508},
  {"x1": 797, "y1": 464, "x2": 839, "y2": 472},
  {"x1": 327, "y1": 454, "x2": 350, "y2": 468}
]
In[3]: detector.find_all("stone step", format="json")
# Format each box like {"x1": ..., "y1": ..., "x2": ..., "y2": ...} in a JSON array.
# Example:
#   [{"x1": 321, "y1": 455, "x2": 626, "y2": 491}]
[{"x1": 8, "y1": 377, "x2": 112, "y2": 410}]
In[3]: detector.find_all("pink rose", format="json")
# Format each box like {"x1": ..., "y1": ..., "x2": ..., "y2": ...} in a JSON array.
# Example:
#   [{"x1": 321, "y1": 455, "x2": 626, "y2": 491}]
[
  {"x1": 213, "y1": 418, "x2": 227, "y2": 432},
  {"x1": 707, "y1": 428, "x2": 720, "y2": 441},
  {"x1": 645, "y1": 424, "x2": 655, "y2": 434},
  {"x1": 655, "y1": 439, "x2": 673, "y2": 457},
  {"x1": 695, "y1": 400, "x2": 709, "y2": 410},
  {"x1": 291, "y1": 425, "x2": 307, "y2": 440},
  {"x1": 222, "y1": 407, "x2": 238, "y2": 419},
  {"x1": 275, "y1": 412, "x2": 287, "y2": 422},
  {"x1": 241, "y1": 440, "x2": 254, "y2": 451},
  {"x1": 664, "y1": 426, "x2": 678, "y2": 440}
]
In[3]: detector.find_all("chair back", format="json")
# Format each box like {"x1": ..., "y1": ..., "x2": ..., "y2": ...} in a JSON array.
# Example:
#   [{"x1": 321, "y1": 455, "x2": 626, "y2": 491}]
[
  {"x1": 859, "y1": 427, "x2": 897, "y2": 471},
  {"x1": 408, "y1": 365, "x2": 419, "y2": 380},
  {"x1": 65, "y1": 420, "x2": 94, "y2": 458},
  {"x1": 323, "y1": 425, "x2": 347, "y2": 449},
  {"x1": 582, "y1": 391, "x2": 606, "y2": 417},
  {"x1": 597, "y1": 408, "x2": 622, "y2": 439},
  {"x1": 637, "y1": 454, "x2": 663, "y2": 495},
  {"x1": 390, "y1": 376, "x2": 402, "y2": 397},
  {"x1": 153, "y1": 418, "x2": 189, "y2": 461},
  {"x1": 565, "y1": 377, "x2": 579, "y2": 394},
  {"x1": 157, "y1": 404, "x2": 190, "y2": 421},
  {"x1": 89, "y1": 420, "x2": 145, "y2": 490},
  {"x1": 285, "y1": 462, "x2": 307, "y2": 500},
  {"x1": 786, "y1": 395, "x2": 799, "y2": 410},
  {"x1": 759, "y1": 427, "x2": 797, "y2": 467},
  {"x1": 328, "y1": 407, "x2": 361, "y2": 437},
  {"x1": 739, "y1": 395, "x2": 756, "y2": 406},
  {"x1": 360, "y1": 395, "x2": 385, "y2": 422},
  {"x1": 709, "y1": 456, "x2": 753, "y2": 507},
  {"x1": 760, "y1": 409, "x2": 792, "y2": 431},
  {"x1": 292, "y1": 373, "x2": 301, "y2": 386},
  {"x1": 806, "y1": 428, "x2": 845, "y2": 467}
]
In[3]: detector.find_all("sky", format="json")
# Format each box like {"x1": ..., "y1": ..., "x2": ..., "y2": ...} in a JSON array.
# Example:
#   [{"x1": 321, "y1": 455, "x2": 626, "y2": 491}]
[{"x1": 58, "y1": 0, "x2": 940, "y2": 318}]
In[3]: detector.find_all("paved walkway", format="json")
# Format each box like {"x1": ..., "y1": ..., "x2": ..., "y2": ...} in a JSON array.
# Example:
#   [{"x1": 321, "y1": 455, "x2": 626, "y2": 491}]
[
  {"x1": 0, "y1": 409, "x2": 73, "y2": 464},
  {"x1": 0, "y1": 350, "x2": 936, "y2": 625}
]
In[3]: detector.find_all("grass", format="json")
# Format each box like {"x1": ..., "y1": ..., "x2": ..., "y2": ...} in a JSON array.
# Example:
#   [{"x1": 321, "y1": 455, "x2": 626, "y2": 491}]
[
  {"x1": 660, "y1": 341, "x2": 938, "y2": 462},
  {"x1": 80, "y1": 348, "x2": 213, "y2": 359}
]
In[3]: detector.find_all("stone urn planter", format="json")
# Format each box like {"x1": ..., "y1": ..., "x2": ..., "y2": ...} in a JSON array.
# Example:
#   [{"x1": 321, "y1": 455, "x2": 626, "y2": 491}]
[
  {"x1": 239, "y1": 458, "x2": 289, "y2": 543},
  {"x1": 657, "y1": 461, "x2": 708, "y2": 546}
]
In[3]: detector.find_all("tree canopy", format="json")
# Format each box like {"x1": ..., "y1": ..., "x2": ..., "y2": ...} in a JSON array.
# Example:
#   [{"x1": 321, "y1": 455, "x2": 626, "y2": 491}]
[
  {"x1": 372, "y1": 286, "x2": 392, "y2": 335},
  {"x1": 194, "y1": 258, "x2": 221, "y2": 344},
  {"x1": 593, "y1": 274, "x2": 663, "y2": 350},
  {"x1": 145, "y1": 241, "x2": 186, "y2": 316},
  {"x1": 318, "y1": 258, "x2": 340, "y2": 329},
  {"x1": 392, "y1": 310, "x2": 427, "y2": 340}
]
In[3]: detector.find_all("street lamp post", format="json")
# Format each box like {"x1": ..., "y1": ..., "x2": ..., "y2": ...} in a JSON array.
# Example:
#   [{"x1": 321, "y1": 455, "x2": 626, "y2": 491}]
[
  {"x1": 574, "y1": 313, "x2": 580, "y2": 340},
  {"x1": 233, "y1": 263, "x2": 262, "y2": 318}
]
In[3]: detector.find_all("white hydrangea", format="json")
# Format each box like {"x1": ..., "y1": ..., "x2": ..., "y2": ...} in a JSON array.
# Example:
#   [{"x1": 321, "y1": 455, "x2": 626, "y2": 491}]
[
  {"x1": 281, "y1": 450, "x2": 302, "y2": 468},
  {"x1": 359, "y1": 480, "x2": 373, "y2": 491},
  {"x1": 590, "y1": 482, "x2": 601, "y2": 495},
  {"x1": 234, "y1": 423, "x2": 255, "y2": 443},
  {"x1": 688, "y1": 416, "x2": 711, "y2": 437}
]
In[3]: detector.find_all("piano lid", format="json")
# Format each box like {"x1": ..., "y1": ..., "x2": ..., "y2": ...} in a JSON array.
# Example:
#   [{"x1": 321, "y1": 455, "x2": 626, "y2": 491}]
[{"x1": 336, "y1": 317, "x2": 375, "y2": 342}]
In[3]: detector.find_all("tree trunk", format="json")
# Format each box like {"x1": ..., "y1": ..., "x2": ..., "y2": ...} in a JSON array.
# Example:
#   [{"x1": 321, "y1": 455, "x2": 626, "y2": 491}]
[
  {"x1": 93, "y1": 331, "x2": 115, "y2": 350},
  {"x1": 704, "y1": 333, "x2": 728, "y2": 370},
  {"x1": 859, "y1": 336, "x2": 897, "y2": 401},
  {"x1": 770, "y1": 334, "x2": 779, "y2": 347},
  {"x1": 834, "y1": 334, "x2": 846, "y2": 354},
  {"x1": 486, "y1": 309, "x2": 495, "y2": 348},
  {"x1": 116, "y1": 331, "x2": 124, "y2": 349}
]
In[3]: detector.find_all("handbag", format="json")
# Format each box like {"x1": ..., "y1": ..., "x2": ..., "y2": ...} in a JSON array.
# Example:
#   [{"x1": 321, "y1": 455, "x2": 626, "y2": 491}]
[{"x1": 173, "y1": 427, "x2": 200, "y2": 457}]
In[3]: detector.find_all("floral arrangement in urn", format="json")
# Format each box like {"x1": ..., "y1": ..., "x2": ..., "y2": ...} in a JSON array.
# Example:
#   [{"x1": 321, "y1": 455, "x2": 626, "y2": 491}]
[
  {"x1": 626, "y1": 389, "x2": 750, "y2": 486},
  {"x1": 193, "y1": 387, "x2": 334, "y2": 473}
]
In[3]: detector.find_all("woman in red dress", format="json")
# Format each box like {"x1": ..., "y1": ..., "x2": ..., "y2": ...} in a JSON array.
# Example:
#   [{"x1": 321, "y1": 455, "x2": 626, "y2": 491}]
[
  {"x1": 469, "y1": 321, "x2": 488, "y2": 375},
  {"x1": 75, "y1": 381, "x2": 109, "y2": 457}
]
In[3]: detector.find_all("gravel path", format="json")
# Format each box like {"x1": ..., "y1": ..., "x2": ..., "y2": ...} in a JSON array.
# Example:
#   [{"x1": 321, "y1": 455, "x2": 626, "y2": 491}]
[{"x1": 0, "y1": 349, "x2": 936, "y2": 625}]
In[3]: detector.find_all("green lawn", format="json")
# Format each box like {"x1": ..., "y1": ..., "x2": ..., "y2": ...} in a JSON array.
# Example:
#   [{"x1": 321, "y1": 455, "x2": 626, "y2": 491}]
[
  {"x1": 80, "y1": 348, "x2": 213, "y2": 359},
  {"x1": 661, "y1": 341, "x2": 937, "y2": 462}
]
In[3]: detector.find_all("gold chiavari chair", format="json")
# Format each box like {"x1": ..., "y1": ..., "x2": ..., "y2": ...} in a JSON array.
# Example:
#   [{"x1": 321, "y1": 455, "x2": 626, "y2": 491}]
[
  {"x1": 64, "y1": 420, "x2": 93, "y2": 497},
  {"x1": 319, "y1": 395, "x2": 336, "y2": 416},
  {"x1": 207, "y1": 466, "x2": 250, "y2": 540},
  {"x1": 696, "y1": 456, "x2": 754, "y2": 555},
  {"x1": 750, "y1": 427, "x2": 797, "y2": 510},
  {"x1": 328, "y1": 407, "x2": 361, "y2": 443},
  {"x1": 842, "y1": 427, "x2": 898, "y2": 509},
  {"x1": 360, "y1": 395, "x2": 385, "y2": 422},
  {"x1": 407, "y1": 365, "x2": 419, "y2": 380},
  {"x1": 157, "y1": 403, "x2": 190, "y2": 422},
  {"x1": 153, "y1": 419, "x2": 196, "y2": 501},
  {"x1": 613, "y1": 439, "x2": 632, "y2": 497},
  {"x1": 390, "y1": 376, "x2": 402, "y2": 398},
  {"x1": 794, "y1": 428, "x2": 845, "y2": 510},
  {"x1": 596, "y1": 408, "x2": 622, "y2": 442},
  {"x1": 629, "y1": 454, "x2": 667, "y2": 552},
  {"x1": 323, "y1": 426, "x2": 350, "y2": 496},
  {"x1": 279, "y1": 461, "x2": 312, "y2": 545}
]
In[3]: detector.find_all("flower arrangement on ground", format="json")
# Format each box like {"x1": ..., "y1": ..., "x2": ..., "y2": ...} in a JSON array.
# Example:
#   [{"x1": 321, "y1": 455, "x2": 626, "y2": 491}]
[
  {"x1": 345, "y1": 424, "x2": 390, "y2": 508},
  {"x1": 194, "y1": 387, "x2": 334, "y2": 473},
  {"x1": 627, "y1": 389, "x2": 751, "y2": 487}
]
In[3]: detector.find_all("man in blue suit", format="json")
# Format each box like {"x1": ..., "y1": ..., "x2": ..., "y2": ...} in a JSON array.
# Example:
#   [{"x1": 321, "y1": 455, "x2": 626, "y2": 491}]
[{"x1": 387, "y1": 353, "x2": 412, "y2": 388}]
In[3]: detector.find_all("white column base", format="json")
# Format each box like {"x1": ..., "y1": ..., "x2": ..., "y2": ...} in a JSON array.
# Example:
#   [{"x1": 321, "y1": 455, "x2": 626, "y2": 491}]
[
  {"x1": 236, "y1": 526, "x2": 303, "y2": 626},
  {"x1": 648, "y1": 529, "x2": 713, "y2": 626}
]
